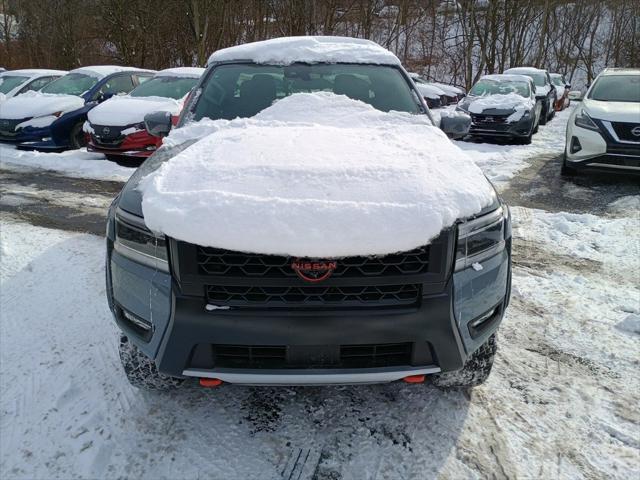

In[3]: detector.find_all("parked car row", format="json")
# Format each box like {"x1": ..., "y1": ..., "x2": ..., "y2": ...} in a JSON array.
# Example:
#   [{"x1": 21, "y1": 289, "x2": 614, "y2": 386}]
[
  {"x1": 453, "y1": 66, "x2": 570, "y2": 144},
  {"x1": 0, "y1": 66, "x2": 204, "y2": 158}
]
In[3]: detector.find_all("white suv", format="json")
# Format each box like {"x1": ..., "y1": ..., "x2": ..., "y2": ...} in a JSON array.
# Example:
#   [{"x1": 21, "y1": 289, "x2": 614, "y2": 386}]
[{"x1": 563, "y1": 68, "x2": 640, "y2": 175}]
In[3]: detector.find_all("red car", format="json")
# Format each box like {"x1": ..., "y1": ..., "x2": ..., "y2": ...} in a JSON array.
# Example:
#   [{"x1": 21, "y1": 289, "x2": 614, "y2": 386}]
[
  {"x1": 86, "y1": 67, "x2": 204, "y2": 160},
  {"x1": 550, "y1": 73, "x2": 570, "y2": 111}
]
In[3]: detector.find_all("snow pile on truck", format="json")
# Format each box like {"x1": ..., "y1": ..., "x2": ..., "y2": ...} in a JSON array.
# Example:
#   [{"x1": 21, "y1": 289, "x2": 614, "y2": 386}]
[{"x1": 140, "y1": 92, "x2": 495, "y2": 257}]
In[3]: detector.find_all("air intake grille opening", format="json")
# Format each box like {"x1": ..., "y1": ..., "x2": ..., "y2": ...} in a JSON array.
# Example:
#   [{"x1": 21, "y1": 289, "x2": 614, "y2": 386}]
[{"x1": 206, "y1": 284, "x2": 420, "y2": 308}]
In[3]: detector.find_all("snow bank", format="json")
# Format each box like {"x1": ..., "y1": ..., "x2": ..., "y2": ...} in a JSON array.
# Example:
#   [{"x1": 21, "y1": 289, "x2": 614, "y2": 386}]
[
  {"x1": 468, "y1": 92, "x2": 534, "y2": 122},
  {"x1": 141, "y1": 92, "x2": 495, "y2": 257},
  {"x1": 208, "y1": 36, "x2": 400, "y2": 66},
  {"x1": 87, "y1": 95, "x2": 182, "y2": 126}
]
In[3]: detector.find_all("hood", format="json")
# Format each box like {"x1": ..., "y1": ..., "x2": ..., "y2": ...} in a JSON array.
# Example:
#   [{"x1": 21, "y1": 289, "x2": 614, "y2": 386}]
[
  {"x1": 582, "y1": 98, "x2": 640, "y2": 123},
  {"x1": 417, "y1": 84, "x2": 446, "y2": 99},
  {"x1": 0, "y1": 91, "x2": 84, "y2": 120},
  {"x1": 535, "y1": 85, "x2": 551, "y2": 97},
  {"x1": 136, "y1": 92, "x2": 496, "y2": 258},
  {"x1": 463, "y1": 93, "x2": 533, "y2": 116},
  {"x1": 87, "y1": 95, "x2": 181, "y2": 127}
]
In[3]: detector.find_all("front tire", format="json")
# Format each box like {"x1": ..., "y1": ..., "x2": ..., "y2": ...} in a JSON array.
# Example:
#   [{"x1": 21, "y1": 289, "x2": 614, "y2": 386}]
[
  {"x1": 432, "y1": 334, "x2": 497, "y2": 389},
  {"x1": 69, "y1": 122, "x2": 87, "y2": 149},
  {"x1": 118, "y1": 335, "x2": 185, "y2": 391}
]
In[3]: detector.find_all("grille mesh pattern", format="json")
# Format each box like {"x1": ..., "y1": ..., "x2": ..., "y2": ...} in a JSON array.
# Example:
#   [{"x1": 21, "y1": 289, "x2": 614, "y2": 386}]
[
  {"x1": 611, "y1": 122, "x2": 640, "y2": 142},
  {"x1": 206, "y1": 284, "x2": 420, "y2": 307},
  {"x1": 197, "y1": 246, "x2": 430, "y2": 278}
]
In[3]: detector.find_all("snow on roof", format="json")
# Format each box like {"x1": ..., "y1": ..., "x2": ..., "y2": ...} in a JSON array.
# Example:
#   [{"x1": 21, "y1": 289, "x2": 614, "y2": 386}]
[
  {"x1": 155, "y1": 67, "x2": 205, "y2": 78},
  {"x1": 141, "y1": 92, "x2": 495, "y2": 257},
  {"x1": 71, "y1": 65, "x2": 155, "y2": 79},
  {"x1": 481, "y1": 74, "x2": 533, "y2": 83},
  {"x1": 505, "y1": 66, "x2": 547, "y2": 74},
  {"x1": 1, "y1": 69, "x2": 67, "y2": 77},
  {"x1": 207, "y1": 36, "x2": 400, "y2": 66}
]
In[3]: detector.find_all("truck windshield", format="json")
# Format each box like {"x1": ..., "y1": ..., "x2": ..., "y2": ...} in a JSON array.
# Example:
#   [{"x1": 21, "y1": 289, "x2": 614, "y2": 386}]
[
  {"x1": 191, "y1": 63, "x2": 420, "y2": 121},
  {"x1": 41, "y1": 73, "x2": 99, "y2": 96},
  {"x1": 0, "y1": 75, "x2": 29, "y2": 94},
  {"x1": 470, "y1": 80, "x2": 530, "y2": 97},
  {"x1": 130, "y1": 76, "x2": 199, "y2": 100},
  {"x1": 588, "y1": 75, "x2": 640, "y2": 102}
]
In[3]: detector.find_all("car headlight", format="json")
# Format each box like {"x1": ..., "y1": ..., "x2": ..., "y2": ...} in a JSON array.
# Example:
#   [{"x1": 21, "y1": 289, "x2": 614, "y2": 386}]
[
  {"x1": 455, "y1": 207, "x2": 507, "y2": 271},
  {"x1": 574, "y1": 108, "x2": 599, "y2": 131},
  {"x1": 114, "y1": 209, "x2": 168, "y2": 272}
]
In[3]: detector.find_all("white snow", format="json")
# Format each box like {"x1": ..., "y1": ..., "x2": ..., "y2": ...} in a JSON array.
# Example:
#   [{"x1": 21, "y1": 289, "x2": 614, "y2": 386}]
[
  {"x1": 154, "y1": 67, "x2": 205, "y2": 78},
  {"x1": 0, "y1": 144, "x2": 135, "y2": 182},
  {"x1": 429, "y1": 82, "x2": 464, "y2": 95},
  {"x1": 416, "y1": 83, "x2": 446, "y2": 100},
  {"x1": 87, "y1": 95, "x2": 181, "y2": 127},
  {"x1": 0, "y1": 91, "x2": 84, "y2": 120},
  {"x1": 208, "y1": 36, "x2": 400, "y2": 66},
  {"x1": 141, "y1": 92, "x2": 495, "y2": 257},
  {"x1": 72, "y1": 65, "x2": 154, "y2": 79},
  {"x1": 467, "y1": 92, "x2": 534, "y2": 122}
]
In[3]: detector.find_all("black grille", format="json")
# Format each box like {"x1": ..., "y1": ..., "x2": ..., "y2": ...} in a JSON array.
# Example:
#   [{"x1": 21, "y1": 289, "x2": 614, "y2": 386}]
[
  {"x1": 210, "y1": 343, "x2": 412, "y2": 369},
  {"x1": 197, "y1": 246, "x2": 430, "y2": 278},
  {"x1": 90, "y1": 123, "x2": 129, "y2": 147},
  {"x1": 611, "y1": 121, "x2": 640, "y2": 142},
  {"x1": 340, "y1": 343, "x2": 412, "y2": 368},
  {"x1": 471, "y1": 113, "x2": 508, "y2": 124},
  {"x1": 206, "y1": 284, "x2": 420, "y2": 308}
]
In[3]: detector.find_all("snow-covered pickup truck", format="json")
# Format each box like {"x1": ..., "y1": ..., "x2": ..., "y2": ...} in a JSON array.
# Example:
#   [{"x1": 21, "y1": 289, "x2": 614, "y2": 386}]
[{"x1": 105, "y1": 36, "x2": 512, "y2": 390}]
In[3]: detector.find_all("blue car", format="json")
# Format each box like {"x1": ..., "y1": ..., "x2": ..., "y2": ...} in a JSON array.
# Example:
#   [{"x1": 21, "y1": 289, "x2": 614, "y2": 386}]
[{"x1": 0, "y1": 66, "x2": 154, "y2": 150}]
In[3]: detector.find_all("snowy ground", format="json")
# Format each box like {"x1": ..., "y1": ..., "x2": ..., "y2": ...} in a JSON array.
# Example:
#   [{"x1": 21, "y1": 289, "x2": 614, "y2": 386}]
[{"x1": 1, "y1": 107, "x2": 639, "y2": 479}]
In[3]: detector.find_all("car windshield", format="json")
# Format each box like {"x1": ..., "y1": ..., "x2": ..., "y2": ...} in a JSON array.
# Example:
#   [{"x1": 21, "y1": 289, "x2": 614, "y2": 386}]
[
  {"x1": 470, "y1": 79, "x2": 530, "y2": 97},
  {"x1": 40, "y1": 73, "x2": 99, "y2": 96},
  {"x1": 0, "y1": 75, "x2": 29, "y2": 94},
  {"x1": 588, "y1": 75, "x2": 640, "y2": 102},
  {"x1": 130, "y1": 76, "x2": 199, "y2": 100},
  {"x1": 191, "y1": 63, "x2": 420, "y2": 121},
  {"x1": 551, "y1": 76, "x2": 565, "y2": 87},
  {"x1": 510, "y1": 71, "x2": 546, "y2": 87}
]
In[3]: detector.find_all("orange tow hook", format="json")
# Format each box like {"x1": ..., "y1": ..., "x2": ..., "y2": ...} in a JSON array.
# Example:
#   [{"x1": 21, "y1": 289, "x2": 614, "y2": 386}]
[
  {"x1": 402, "y1": 374, "x2": 425, "y2": 384},
  {"x1": 199, "y1": 378, "x2": 223, "y2": 387}
]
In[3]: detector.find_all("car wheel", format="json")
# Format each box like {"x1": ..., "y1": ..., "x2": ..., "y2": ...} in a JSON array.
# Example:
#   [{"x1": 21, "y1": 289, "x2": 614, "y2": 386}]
[
  {"x1": 69, "y1": 122, "x2": 87, "y2": 149},
  {"x1": 432, "y1": 334, "x2": 497, "y2": 389},
  {"x1": 560, "y1": 152, "x2": 577, "y2": 176},
  {"x1": 548, "y1": 104, "x2": 556, "y2": 121},
  {"x1": 118, "y1": 335, "x2": 185, "y2": 391},
  {"x1": 539, "y1": 105, "x2": 548, "y2": 125}
]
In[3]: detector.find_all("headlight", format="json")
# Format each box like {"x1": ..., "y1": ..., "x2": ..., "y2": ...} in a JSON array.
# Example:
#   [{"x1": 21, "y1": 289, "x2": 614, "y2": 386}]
[
  {"x1": 455, "y1": 207, "x2": 506, "y2": 271},
  {"x1": 114, "y1": 209, "x2": 168, "y2": 272},
  {"x1": 574, "y1": 108, "x2": 599, "y2": 131}
]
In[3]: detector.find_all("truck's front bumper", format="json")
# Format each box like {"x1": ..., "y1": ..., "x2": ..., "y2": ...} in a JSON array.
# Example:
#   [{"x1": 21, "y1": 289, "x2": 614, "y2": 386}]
[{"x1": 106, "y1": 239, "x2": 511, "y2": 384}]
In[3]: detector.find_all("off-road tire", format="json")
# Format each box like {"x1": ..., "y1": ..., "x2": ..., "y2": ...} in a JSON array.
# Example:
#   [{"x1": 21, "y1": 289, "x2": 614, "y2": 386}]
[
  {"x1": 432, "y1": 334, "x2": 497, "y2": 389},
  {"x1": 118, "y1": 335, "x2": 185, "y2": 391},
  {"x1": 539, "y1": 105, "x2": 548, "y2": 125},
  {"x1": 69, "y1": 122, "x2": 87, "y2": 149}
]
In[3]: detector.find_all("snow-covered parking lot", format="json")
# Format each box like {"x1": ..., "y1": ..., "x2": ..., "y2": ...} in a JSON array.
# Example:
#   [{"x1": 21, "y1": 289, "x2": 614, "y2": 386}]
[{"x1": 1, "y1": 107, "x2": 639, "y2": 479}]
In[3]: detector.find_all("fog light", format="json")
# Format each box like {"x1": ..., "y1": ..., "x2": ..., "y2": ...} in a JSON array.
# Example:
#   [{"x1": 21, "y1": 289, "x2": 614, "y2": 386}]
[
  {"x1": 470, "y1": 308, "x2": 496, "y2": 328},
  {"x1": 42, "y1": 137, "x2": 52, "y2": 141},
  {"x1": 570, "y1": 136, "x2": 582, "y2": 154},
  {"x1": 145, "y1": 145, "x2": 157, "y2": 151},
  {"x1": 121, "y1": 308, "x2": 152, "y2": 331}
]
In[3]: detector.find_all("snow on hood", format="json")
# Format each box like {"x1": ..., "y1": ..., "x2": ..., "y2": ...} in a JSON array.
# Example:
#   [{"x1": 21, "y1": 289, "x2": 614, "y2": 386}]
[
  {"x1": 416, "y1": 84, "x2": 446, "y2": 99},
  {"x1": 87, "y1": 95, "x2": 181, "y2": 126},
  {"x1": 467, "y1": 93, "x2": 534, "y2": 121},
  {"x1": 0, "y1": 91, "x2": 84, "y2": 120},
  {"x1": 208, "y1": 36, "x2": 400, "y2": 66},
  {"x1": 582, "y1": 98, "x2": 640, "y2": 123},
  {"x1": 141, "y1": 92, "x2": 495, "y2": 257}
]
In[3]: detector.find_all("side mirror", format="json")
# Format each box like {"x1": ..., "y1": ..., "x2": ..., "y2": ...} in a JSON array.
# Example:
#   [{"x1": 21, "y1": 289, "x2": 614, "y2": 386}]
[
  {"x1": 98, "y1": 92, "x2": 115, "y2": 103},
  {"x1": 439, "y1": 110, "x2": 470, "y2": 139},
  {"x1": 568, "y1": 90, "x2": 583, "y2": 101},
  {"x1": 565, "y1": 83, "x2": 571, "y2": 89},
  {"x1": 144, "y1": 110, "x2": 172, "y2": 138}
]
